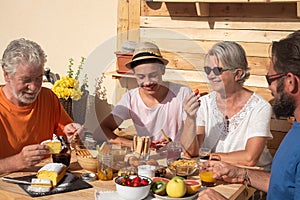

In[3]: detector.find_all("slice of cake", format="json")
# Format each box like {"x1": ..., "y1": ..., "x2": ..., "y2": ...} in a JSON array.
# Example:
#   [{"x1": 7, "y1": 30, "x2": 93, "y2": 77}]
[
  {"x1": 41, "y1": 139, "x2": 62, "y2": 154},
  {"x1": 27, "y1": 178, "x2": 52, "y2": 193},
  {"x1": 37, "y1": 163, "x2": 67, "y2": 186}
]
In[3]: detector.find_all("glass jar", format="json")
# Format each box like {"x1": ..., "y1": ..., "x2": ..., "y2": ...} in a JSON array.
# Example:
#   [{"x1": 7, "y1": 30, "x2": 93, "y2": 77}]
[{"x1": 97, "y1": 152, "x2": 113, "y2": 181}]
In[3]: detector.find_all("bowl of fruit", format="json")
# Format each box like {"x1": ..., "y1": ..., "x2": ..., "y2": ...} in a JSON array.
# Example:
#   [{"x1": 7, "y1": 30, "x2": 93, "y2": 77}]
[
  {"x1": 151, "y1": 176, "x2": 201, "y2": 199},
  {"x1": 114, "y1": 174, "x2": 152, "y2": 200}
]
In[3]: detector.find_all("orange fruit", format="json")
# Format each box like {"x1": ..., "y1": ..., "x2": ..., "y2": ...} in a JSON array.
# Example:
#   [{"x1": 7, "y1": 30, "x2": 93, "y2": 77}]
[{"x1": 183, "y1": 180, "x2": 201, "y2": 195}]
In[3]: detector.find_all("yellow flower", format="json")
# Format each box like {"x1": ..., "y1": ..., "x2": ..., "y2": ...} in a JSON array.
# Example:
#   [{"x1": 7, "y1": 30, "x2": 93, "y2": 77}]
[
  {"x1": 51, "y1": 57, "x2": 87, "y2": 100},
  {"x1": 52, "y1": 76, "x2": 82, "y2": 100}
]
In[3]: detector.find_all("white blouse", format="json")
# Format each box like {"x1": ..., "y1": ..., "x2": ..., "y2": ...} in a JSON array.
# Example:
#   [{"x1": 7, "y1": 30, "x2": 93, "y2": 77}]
[{"x1": 197, "y1": 91, "x2": 273, "y2": 169}]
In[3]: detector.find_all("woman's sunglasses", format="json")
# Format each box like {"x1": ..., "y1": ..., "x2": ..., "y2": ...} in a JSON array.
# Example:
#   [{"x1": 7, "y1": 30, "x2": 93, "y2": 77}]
[
  {"x1": 265, "y1": 73, "x2": 286, "y2": 85},
  {"x1": 204, "y1": 66, "x2": 230, "y2": 76}
]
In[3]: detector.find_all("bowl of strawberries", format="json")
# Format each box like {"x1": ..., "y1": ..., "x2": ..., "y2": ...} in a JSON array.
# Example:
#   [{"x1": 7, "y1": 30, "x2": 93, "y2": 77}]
[{"x1": 114, "y1": 174, "x2": 152, "y2": 200}]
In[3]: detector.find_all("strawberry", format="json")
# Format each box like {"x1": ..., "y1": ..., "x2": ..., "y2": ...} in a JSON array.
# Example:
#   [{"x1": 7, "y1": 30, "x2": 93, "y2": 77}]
[
  {"x1": 194, "y1": 89, "x2": 199, "y2": 96},
  {"x1": 140, "y1": 179, "x2": 149, "y2": 186},
  {"x1": 132, "y1": 181, "x2": 140, "y2": 187},
  {"x1": 125, "y1": 179, "x2": 131, "y2": 186},
  {"x1": 132, "y1": 176, "x2": 141, "y2": 183}
]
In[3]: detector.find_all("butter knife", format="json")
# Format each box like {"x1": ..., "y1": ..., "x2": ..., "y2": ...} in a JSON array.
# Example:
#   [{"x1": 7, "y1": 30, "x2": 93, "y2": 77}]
[{"x1": 2, "y1": 177, "x2": 31, "y2": 185}]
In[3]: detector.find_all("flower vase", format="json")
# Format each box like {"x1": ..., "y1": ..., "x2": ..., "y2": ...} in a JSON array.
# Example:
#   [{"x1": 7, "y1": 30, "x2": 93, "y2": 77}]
[
  {"x1": 73, "y1": 90, "x2": 89, "y2": 124},
  {"x1": 59, "y1": 98, "x2": 73, "y2": 119}
]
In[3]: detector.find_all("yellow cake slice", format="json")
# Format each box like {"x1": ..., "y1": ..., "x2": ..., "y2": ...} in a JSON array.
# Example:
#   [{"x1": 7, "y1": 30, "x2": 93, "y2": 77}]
[
  {"x1": 41, "y1": 139, "x2": 62, "y2": 154},
  {"x1": 37, "y1": 163, "x2": 67, "y2": 186}
]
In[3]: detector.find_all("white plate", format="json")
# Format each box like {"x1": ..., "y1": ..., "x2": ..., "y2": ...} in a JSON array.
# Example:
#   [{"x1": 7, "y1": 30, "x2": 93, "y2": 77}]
[{"x1": 153, "y1": 192, "x2": 199, "y2": 200}]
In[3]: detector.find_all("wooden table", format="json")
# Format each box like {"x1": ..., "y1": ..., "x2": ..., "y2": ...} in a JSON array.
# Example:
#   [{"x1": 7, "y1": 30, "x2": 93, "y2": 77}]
[{"x1": 0, "y1": 152, "x2": 255, "y2": 200}]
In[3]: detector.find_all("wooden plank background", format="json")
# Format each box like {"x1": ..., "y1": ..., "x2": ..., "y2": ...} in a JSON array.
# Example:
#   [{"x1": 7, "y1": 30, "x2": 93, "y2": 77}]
[
  {"x1": 115, "y1": 0, "x2": 300, "y2": 103},
  {"x1": 114, "y1": 0, "x2": 300, "y2": 139}
]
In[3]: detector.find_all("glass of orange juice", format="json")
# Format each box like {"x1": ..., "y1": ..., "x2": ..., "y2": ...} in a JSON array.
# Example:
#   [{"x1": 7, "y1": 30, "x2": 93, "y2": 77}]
[{"x1": 199, "y1": 170, "x2": 216, "y2": 187}]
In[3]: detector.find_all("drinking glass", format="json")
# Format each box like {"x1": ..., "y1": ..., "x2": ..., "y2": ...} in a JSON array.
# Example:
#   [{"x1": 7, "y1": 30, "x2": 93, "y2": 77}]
[
  {"x1": 199, "y1": 147, "x2": 211, "y2": 162},
  {"x1": 52, "y1": 152, "x2": 71, "y2": 167},
  {"x1": 167, "y1": 142, "x2": 182, "y2": 161},
  {"x1": 199, "y1": 169, "x2": 216, "y2": 187}
]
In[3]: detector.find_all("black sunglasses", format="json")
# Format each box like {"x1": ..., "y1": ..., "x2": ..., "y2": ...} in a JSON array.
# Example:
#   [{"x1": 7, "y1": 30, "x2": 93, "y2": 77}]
[
  {"x1": 204, "y1": 66, "x2": 230, "y2": 76},
  {"x1": 265, "y1": 73, "x2": 286, "y2": 85}
]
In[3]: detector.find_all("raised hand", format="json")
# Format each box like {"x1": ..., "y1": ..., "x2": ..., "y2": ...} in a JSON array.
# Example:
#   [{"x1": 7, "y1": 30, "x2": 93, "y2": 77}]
[{"x1": 183, "y1": 90, "x2": 200, "y2": 117}]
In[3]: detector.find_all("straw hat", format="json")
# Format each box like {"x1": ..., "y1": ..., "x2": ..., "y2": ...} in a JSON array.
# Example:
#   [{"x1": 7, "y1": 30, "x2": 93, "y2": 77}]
[{"x1": 125, "y1": 42, "x2": 169, "y2": 69}]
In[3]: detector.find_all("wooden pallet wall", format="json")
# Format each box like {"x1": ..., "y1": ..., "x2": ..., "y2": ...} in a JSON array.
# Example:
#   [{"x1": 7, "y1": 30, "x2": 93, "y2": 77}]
[
  {"x1": 117, "y1": 0, "x2": 300, "y2": 102},
  {"x1": 116, "y1": 0, "x2": 299, "y2": 141}
]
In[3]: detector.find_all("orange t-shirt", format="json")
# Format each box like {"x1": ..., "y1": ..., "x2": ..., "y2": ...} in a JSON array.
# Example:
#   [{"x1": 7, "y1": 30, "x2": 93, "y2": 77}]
[{"x1": 0, "y1": 87, "x2": 73, "y2": 158}]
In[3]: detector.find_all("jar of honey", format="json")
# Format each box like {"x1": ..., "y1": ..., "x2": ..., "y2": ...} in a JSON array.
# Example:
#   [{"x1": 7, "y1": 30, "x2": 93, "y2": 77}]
[{"x1": 97, "y1": 152, "x2": 113, "y2": 181}]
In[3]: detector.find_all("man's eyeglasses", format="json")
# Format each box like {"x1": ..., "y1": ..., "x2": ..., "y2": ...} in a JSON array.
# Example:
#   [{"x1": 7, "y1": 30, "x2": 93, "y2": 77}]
[
  {"x1": 265, "y1": 73, "x2": 286, "y2": 85},
  {"x1": 204, "y1": 66, "x2": 230, "y2": 76}
]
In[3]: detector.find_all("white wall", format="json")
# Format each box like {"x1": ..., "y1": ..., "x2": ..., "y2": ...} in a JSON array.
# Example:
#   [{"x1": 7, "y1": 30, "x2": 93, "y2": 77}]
[
  {"x1": 0, "y1": 0, "x2": 118, "y2": 84},
  {"x1": 0, "y1": 0, "x2": 120, "y2": 132}
]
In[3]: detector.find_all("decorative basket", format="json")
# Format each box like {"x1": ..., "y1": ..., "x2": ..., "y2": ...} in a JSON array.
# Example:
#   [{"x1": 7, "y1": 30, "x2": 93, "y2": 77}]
[{"x1": 59, "y1": 98, "x2": 73, "y2": 119}]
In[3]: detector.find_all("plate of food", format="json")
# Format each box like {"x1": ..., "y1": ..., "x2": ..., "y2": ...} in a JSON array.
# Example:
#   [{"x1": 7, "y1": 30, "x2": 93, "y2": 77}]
[{"x1": 153, "y1": 192, "x2": 199, "y2": 200}]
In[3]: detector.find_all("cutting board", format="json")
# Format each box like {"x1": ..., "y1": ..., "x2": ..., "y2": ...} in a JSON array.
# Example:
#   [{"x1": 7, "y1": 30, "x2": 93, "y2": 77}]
[{"x1": 6, "y1": 172, "x2": 92, "y2": 197}]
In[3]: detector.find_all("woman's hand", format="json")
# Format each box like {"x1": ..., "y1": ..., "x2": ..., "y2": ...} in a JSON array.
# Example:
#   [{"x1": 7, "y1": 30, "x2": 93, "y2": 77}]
[{"x1": 183, "y1": 91, "x2": 200, "y2": 117}]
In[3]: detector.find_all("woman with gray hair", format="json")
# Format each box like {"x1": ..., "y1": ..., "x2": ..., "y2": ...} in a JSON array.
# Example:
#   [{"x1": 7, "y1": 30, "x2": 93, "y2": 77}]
[{"x1": 181, "y1": 41, "x2": 273, "y2": 170}]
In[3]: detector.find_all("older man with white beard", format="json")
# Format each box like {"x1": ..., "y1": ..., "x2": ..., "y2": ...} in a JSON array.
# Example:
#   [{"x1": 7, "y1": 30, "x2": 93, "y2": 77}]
[{"x1": 0, "y1": 38, "x2": 80, "y2": 174}]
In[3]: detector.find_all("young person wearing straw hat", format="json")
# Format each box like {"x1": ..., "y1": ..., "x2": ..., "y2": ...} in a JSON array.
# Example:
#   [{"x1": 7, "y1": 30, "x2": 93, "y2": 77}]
[{"x1": 97, "y1": 42, "x2": 191, "y2": 147}]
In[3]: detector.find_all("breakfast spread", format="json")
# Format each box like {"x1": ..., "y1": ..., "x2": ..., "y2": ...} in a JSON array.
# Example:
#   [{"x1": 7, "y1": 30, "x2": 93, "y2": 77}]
[
  {"x1": 37, "y1": 163, "x2": 67, "y2": 186},
  {"x1": 4, "y1": 134, "x2": 206, "y2": 198},
  {"x1": 41, "y1": 139, "x2": 62, "y2": 154}
]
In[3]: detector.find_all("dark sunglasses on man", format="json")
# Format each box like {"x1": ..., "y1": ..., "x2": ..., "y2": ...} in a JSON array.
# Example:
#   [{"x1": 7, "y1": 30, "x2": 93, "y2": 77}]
[
  {"x1": 204, "y1": 66, "x2": 230, "y2": 76},
  {"x1": 265, "y1": 73, "x2": 285, "y2": 85}
]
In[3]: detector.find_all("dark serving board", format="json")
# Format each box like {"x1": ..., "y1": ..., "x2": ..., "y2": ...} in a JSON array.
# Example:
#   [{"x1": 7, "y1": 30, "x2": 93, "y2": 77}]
[{"x1": 13, "y1": 172, "x2": 93, "y2": 197}]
